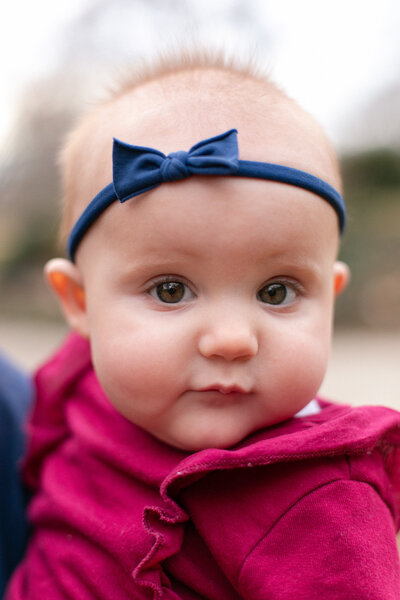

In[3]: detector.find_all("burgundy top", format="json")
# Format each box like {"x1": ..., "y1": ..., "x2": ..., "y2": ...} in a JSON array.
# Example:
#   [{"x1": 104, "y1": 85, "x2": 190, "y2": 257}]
[{"x1": 6, "y1": 334, "x2": 400, "y2": 599}]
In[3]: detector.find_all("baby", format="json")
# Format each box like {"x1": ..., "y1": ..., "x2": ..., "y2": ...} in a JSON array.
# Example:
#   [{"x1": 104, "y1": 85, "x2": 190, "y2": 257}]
[{"x1": 6, "y1": 55, "x2": 400, "y2": 599}]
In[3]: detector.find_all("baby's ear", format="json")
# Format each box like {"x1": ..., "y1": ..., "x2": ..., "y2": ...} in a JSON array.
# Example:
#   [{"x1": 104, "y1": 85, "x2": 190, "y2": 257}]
[
  {"x1": 333, "y1": 261, "x2": 350, "y2": 296},
  {"x1": 44, "y1": 258, "x2": 89, "y2": 338}
]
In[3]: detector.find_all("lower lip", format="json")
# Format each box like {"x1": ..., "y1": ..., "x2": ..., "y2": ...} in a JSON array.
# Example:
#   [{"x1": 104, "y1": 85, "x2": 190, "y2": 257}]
[{"x1": 194, "y1": 390, "x2": 247, "y2": 404}]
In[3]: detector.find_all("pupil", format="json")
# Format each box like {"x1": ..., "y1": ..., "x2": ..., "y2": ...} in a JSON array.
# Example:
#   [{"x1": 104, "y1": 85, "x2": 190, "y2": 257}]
[
  {"x1": 157, "y1": 282, "x2": 184, "y2": 303},
  {"x1": 259, "y1": 283, "x2": 287, "y2": 304}
]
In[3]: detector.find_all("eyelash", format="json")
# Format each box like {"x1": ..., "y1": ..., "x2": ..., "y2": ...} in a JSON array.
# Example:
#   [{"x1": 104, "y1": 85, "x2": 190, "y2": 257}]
[
  {"x1": 146, "y1": 276, "x2": 303, "y2": 306},
  {"x1": 256, "y1": 279, "x2": 303, "y2": 307},
  {"x1": 147, "y1": 276, "x2": 195, "y2": 304}
]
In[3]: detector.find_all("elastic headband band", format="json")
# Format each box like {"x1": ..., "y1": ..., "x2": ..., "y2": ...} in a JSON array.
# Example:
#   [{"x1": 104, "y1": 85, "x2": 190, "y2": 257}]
[{"x1": 67, "y1": 129, "x2": 345, "y2": 261}]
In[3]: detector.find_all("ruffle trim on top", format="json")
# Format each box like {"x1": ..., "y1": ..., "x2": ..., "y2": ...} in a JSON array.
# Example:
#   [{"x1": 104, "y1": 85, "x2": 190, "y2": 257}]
[
  {"x1": 133, "y1": 402, "x2": 400, "y2": 598},
  {"x1": 134, "y1": 502, "x2": 188, "y2": 599}
]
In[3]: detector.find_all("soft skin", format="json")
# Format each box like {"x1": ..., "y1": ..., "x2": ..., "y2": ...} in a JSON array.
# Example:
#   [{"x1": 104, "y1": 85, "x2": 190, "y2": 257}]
[
  {"x1": 47, "y1": 173, "x2": 348, "y2": 451},
  {"x1": 46, "y1": 68, "x2": 349, "y2": 450}
]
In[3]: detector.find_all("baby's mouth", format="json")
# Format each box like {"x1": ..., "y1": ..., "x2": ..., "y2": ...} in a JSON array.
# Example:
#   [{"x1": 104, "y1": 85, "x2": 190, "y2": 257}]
[{"x1": 198, "y1": 384, "x2": 251, "y2": 395}]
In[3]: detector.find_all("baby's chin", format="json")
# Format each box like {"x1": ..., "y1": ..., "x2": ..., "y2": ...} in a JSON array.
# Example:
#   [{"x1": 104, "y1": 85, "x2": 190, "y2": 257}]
[
  {"x1": 156, "y1": 432, "x2": 247, "y2": 453},
  {"x1": 150, "y1": 416, "x2": 287, "y2": 452}
]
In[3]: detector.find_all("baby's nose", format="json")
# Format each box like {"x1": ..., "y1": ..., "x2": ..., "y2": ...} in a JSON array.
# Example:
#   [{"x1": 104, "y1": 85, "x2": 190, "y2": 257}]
[{"x1": 198, "y1": 317, "x2": 258, "y2": 361}]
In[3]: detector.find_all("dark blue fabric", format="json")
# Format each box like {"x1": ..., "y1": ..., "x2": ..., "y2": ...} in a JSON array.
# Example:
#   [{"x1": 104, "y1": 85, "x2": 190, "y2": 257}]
[
  {"x1": 0, "y1": 353, "x2": 31, "y2": 598},
  {"x1": 113, "y1": 129, "x2": 239, "y2": 201},
  {"x1": 67, "y1": 129, "x2": 346, "y2": 261}
]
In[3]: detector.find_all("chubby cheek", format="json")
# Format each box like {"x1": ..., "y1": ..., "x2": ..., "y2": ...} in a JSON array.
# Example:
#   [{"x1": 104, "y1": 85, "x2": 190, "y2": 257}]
[
  {"x1": 88, "y1": 322, "x2": 187, "y2": 421},
  {"x1": 273, "y1": 320, "x2": 332, "y2": 414},
  {"x1": 295, "y1": 343, "x2": 329, "y2": 399}
]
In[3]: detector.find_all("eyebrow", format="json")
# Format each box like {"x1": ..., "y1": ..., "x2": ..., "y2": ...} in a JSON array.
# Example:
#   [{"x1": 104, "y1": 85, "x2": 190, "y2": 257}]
[
  {"x1": 116, "y1": 251, "x2": 201, "y2": 279},
  {"x1": 254, "y1": 248, "x2": 325, "y2": 282}
]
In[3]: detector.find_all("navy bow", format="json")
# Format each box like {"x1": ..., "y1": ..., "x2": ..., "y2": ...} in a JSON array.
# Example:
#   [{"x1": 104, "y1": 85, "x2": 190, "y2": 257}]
[
  {"x1": 112, "y1": 129, "x2": 240, "y2": 202},
  {"x1": 67, "y1": 128, "x2": 346, "y2": 261}
]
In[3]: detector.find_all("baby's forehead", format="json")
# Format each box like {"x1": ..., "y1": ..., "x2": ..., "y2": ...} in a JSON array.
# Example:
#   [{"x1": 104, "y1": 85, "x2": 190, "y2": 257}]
[
  {"x1": 63, "y1": 68, "x2": 341, "y2": 238},
  {"x1": 77, "y1": 169, "x2": 341, "y2": 276},
  {"x1": 78, "y1": 69, "x2": 336, "y2": 170}
]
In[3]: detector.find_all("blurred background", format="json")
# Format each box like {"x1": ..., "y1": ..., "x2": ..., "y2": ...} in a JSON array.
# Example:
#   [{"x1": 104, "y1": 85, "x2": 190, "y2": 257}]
[{"x1": 0, "y1": 0, "x2": 399, "y2": 407}]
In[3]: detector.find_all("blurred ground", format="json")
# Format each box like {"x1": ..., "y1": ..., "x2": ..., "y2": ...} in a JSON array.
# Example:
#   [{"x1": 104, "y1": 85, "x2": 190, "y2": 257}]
[
  {"x1": 1, "y1": 318, "x2": 399, "y2": 412},
  {"x1": 320, "y1": 328, "x2": 400, "y2": 411}
]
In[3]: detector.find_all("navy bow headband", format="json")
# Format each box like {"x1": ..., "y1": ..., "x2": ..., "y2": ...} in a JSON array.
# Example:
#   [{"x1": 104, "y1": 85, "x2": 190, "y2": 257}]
[{"x1": 67, "y1": 129, "x2": 345, "y2": 261}]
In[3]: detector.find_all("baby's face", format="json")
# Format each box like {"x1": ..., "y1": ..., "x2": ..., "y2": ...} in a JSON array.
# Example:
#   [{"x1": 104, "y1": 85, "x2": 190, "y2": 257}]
[
  {"x1": 68, "y1": 171, "x2": 345, "y2": 450},
  {"x1": 50, "y1": 71, "x2": 348, "y2": 450}
]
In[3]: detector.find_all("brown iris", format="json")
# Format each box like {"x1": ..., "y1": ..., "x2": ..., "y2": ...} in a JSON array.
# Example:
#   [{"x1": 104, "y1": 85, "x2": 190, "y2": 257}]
[
  {"x1": 257, "y1": 283, "x2": 287, "y2": 305},
  {"x1": 156, "y1": 282, "x2": 185, "y2": 303}
]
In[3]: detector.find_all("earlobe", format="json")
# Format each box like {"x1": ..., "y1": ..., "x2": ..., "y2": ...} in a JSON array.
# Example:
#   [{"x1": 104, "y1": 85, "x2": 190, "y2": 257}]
[
  {"x1": 44, "y1": 258, "x2": 90, "y2": 338},
  {"x1": 333, "y1": 261, "x2": 350, "y2": 297}
]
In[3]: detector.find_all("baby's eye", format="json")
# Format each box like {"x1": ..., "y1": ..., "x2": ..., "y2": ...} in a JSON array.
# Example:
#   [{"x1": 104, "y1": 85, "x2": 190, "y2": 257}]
[
  {"x1": 257, "y1": 282, "x2": 298, "y2": 306},
  {"x1": 149, "y1": 280, "x2": 194, "y2": 304}
]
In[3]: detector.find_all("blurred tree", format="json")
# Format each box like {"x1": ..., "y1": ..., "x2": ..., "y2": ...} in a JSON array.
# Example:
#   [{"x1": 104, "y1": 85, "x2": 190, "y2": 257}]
[
  {"x1": 342, "y1": 149, "x2": 400, "y2": 190},
  {"x1": 337, "y1": 148, "x2": 400, "y2": 328},
  {"x1": 340, "y1": 79, "x2": 400, "y2": 152}
]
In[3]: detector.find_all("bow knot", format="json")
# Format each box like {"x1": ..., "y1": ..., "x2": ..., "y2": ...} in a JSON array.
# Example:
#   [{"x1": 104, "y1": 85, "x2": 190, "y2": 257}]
[
  {"x1": 112, "y1": 129, "x2": 239, "y2": 202},
  {"x1": 160, "y1": 151, "x2": 190, "y2": 181}
]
